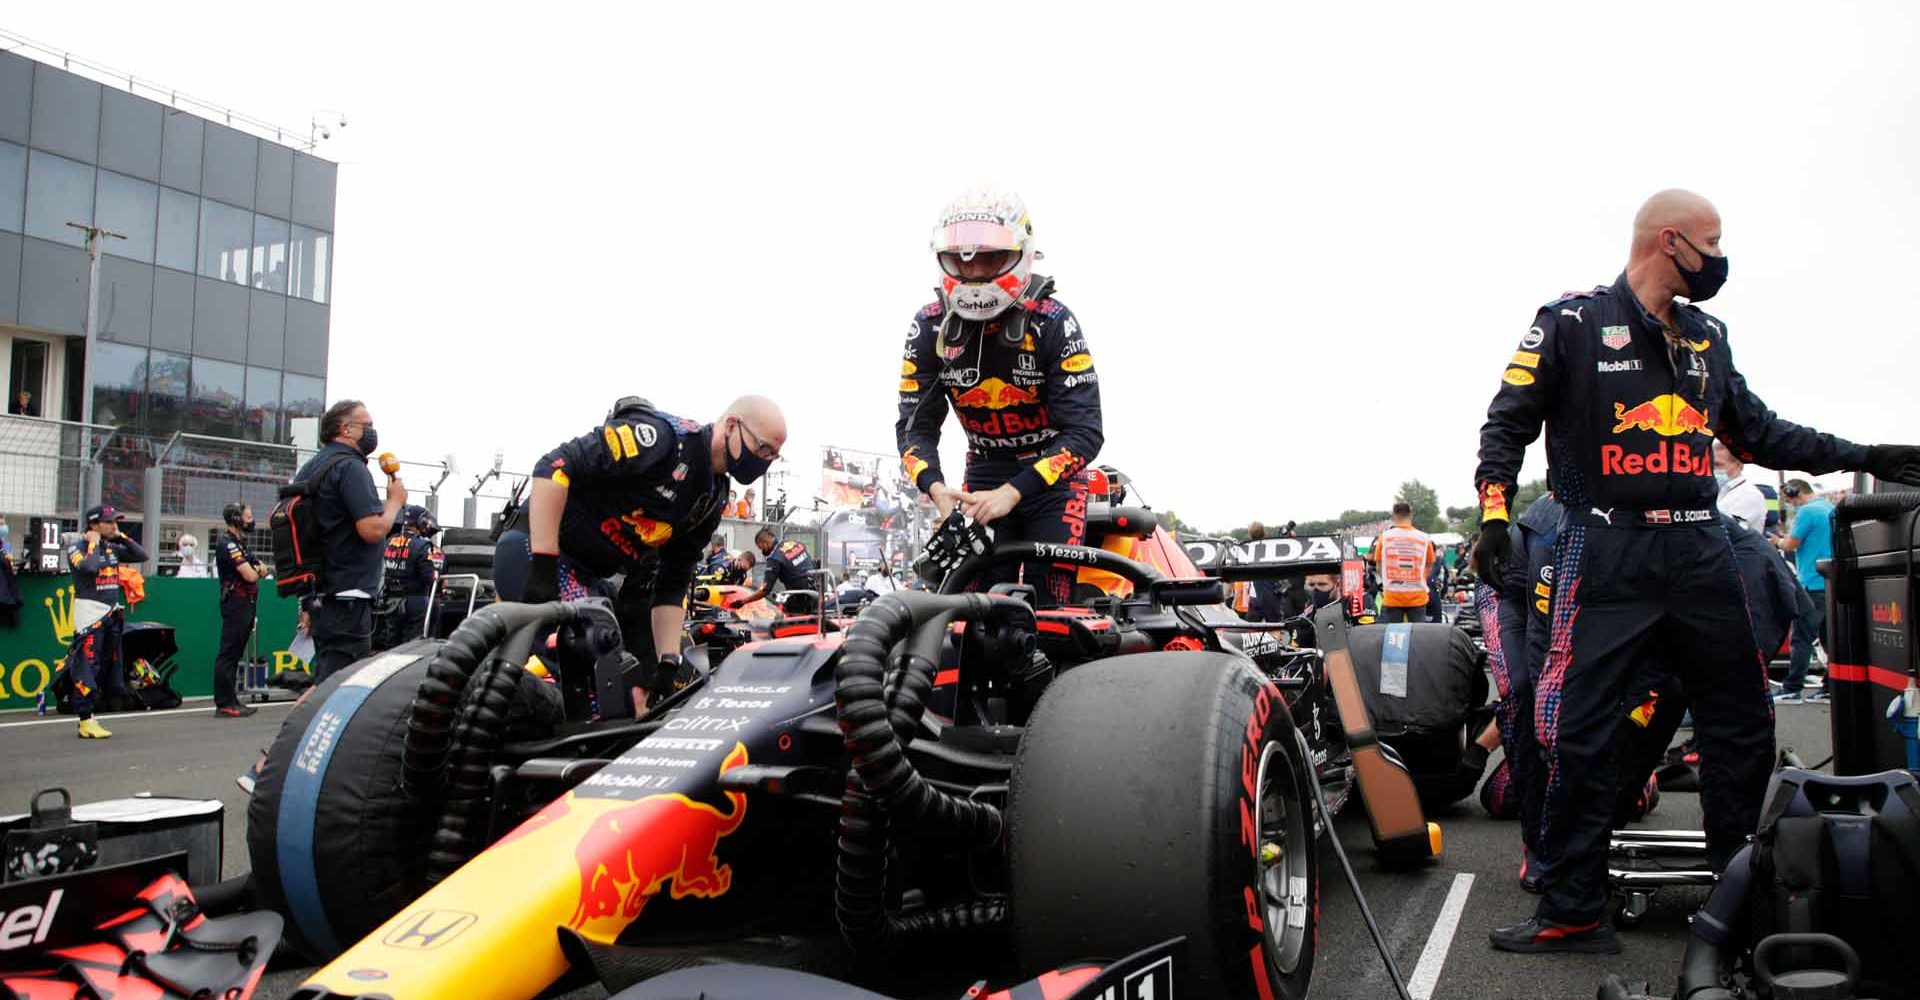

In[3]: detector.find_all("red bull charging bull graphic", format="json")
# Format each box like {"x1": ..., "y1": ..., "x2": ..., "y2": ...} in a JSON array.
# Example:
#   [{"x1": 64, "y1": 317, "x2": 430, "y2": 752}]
[
  {"x1": 952, "y1": 377, "x2": 1040, "y2": 410},
  {"x1": 1603, "y1": 394, "x2": 1713, "y2": 477},
  {"x1": 568, "y1": 743, "x2": 749, "y2": 934},
  {"x1": 1610, "y1": 394, "x2": 1711, "y2": 437}
]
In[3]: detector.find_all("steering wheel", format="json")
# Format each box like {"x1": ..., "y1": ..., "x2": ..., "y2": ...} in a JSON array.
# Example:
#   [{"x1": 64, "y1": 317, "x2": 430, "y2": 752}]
[{"x1": 937, "y1": 541, "x2": 1164, "y2": 597}]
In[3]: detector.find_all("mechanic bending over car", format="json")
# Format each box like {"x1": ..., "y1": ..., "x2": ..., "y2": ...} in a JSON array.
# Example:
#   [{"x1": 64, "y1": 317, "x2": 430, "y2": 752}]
[
  {"x1": 1472, "y1": 188, "x2": 1920, "y2": 955},
  {"x1": 495, "y1": 394, "x2": 787, "y2": 710},
  {"x1": 740, "y1": 527, "x2": 819, "y2": 614},
  {"x1": 896, "y1": 187, "x2": 1103, "y2": 605}
]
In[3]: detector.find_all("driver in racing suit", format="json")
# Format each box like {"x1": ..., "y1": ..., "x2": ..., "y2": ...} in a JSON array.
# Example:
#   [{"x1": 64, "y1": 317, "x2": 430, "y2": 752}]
[
  {"x1": 896, "y1": 188, "x2": 1103, "y2": 605},
  {"x1": 1473, "y1": 189, "x2": 1920, "y2": 954}
]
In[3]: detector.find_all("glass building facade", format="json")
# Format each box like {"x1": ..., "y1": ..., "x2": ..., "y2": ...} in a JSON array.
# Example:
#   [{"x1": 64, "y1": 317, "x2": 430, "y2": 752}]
[{"x1": 0, "y1": 49, "x2": 335, "y2": 450}]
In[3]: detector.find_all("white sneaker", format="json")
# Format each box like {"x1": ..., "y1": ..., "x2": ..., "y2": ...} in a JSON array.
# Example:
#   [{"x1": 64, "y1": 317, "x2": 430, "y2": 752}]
[{"x1": 1773, "y1": 692, "x2": 1804, "y2": 705}]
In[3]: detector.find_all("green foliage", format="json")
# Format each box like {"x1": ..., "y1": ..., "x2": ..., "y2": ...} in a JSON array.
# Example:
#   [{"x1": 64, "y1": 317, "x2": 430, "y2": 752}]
[{"x1": 1396, "y1": 479, "x2": 1445, "y2": 533}]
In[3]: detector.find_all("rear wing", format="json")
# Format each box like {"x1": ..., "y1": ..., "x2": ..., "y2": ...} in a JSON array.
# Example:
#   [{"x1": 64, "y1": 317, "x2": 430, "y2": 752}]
[{"x1": 1181, "y1": 535, "x2": 1348, "y2": 580}]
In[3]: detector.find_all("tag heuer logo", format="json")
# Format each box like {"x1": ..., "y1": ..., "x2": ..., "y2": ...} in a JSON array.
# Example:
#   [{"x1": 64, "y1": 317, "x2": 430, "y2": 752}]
[{"x1": 1601, "y1": 326, "x2": 1631, "y2": 350}]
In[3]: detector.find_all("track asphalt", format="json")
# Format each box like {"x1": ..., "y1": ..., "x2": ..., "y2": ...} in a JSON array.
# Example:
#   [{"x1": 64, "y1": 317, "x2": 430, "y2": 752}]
[{"x1": 0, "y1": 694, "x2": 1835, "y2": 1000}]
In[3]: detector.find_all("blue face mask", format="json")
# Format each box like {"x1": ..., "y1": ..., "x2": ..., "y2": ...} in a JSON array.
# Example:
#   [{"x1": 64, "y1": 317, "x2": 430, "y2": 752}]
[
  {"x1": 0, "y1": 525, "x2": 9, "y2": 538},
  {"x1": 1713, "y1": 469, "x2": 1729, "y2": 488}
]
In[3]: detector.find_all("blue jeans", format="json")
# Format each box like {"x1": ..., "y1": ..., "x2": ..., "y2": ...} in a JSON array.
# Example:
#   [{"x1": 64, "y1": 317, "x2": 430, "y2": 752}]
[{"x1": 1784, "y1": 593, "x2": 1827, "y2": 695}]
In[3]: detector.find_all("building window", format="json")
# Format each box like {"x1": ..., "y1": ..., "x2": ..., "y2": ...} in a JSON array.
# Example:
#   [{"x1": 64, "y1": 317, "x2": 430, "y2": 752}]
[
  {"x1": 0, "y1": 141, "x2": 25, "y2": 233},
  {"x1": 191, "y1": 357, "x2": 246, "y2": 436},
  {"x1": 156, "y1": 187, "x2": 198, "y2": 273},
  {"x1": 280, "y1": 372, "x2": 325, "y2": 444},
  {"x1": 244, "y1": 364, "x2": 282, "y2": 442},
  {"x1": 197, "y1": 199, "x2": 252, "y2": 285},
  {"x1": 95, "y1": 171, "x2": 158, "y2": 264},
  {"x1": 24, "y1": 151, "x2": 95, "y2": 248},
  {"x1": 90, "y1": 341, "x2": 148, "y2": 430},
  {"x1": 252, "y1": 214, "x2": 290, "y2": 293},
  {"x1": 145, "y1": 349, "x2": 191, "y2": 438},
  {"x1": 290, "y1": 225, "x2": 330, "y2": 304}
]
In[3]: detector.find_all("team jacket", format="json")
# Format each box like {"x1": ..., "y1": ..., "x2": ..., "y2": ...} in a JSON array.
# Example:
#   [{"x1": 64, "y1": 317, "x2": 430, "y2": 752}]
[
  {"x1": 381, "y1": 535, "x2": 441, "y2": 599},
  {"x1": 764, "y1": 540, "x2": 815, "y2": 593},
  {"x1": 533, "y1": 409, "x2": 725, "y2": 607},
  {"x1": 66, "y1": 534, "x2": 147, "y2": 605},
  {"x1": 896, "y1": 292, "x2": 1104, "y2": 500},
  {"x1": 215, "y1": 531, "x2": 260, "y2": 599},
  {"x1": 1475, "y1": 274, "x2": 1868, "y2": 514}
]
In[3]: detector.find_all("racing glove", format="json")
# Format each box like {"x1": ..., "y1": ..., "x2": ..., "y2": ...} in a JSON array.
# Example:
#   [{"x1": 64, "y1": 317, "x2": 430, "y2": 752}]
[
  {"x1": 1866, "y1": 444, "x2": 1920, "y2": 487},
  {"x1": 913, "y1": 510, "x2": 992, "y2": 586},
  {"x1": 647, "y1": 653, "x2": 694, "y2": 702},
  {"x1": 1470, "y1": 483, "x2": 1512, "y2": 583},
  {"x1": 523, "y1": 552, "x2": 560, "y2": 604}
]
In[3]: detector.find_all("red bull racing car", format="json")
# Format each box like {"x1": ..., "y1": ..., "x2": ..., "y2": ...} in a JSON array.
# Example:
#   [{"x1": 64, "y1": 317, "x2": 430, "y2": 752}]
[{"x1": 244, "y1": 502, "x2": 1323, "y2": 1000}]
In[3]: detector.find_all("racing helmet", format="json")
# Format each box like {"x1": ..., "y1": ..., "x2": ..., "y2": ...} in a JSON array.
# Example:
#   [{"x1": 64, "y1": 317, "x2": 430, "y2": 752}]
[{"x1": 931, "y1": 187, "x2": 1037, "y2": 323}]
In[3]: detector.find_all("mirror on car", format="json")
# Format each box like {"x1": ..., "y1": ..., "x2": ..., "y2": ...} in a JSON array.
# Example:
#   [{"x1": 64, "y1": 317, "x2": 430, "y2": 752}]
[{"x1": 1147, "y1": 577, "x2": 1225, "y2": 607}]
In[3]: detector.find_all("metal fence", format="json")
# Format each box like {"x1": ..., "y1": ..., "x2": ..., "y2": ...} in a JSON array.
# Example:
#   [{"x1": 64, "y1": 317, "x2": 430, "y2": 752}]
[{"x1": 0, "y1": 413, "x2": 117, "y2": 521}]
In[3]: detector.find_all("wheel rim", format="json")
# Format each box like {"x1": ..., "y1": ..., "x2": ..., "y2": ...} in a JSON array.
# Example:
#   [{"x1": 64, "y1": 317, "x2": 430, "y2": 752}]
[{"x1": 1254, "y1": 740, "x2": 1311, "y2": 975}]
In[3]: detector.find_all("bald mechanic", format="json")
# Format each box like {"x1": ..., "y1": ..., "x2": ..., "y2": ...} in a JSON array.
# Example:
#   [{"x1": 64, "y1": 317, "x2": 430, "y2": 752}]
[
  {"x1": 1473, "y1": 189, "x2": 1920, "y2": 954},
  {"x1": 497, "y1": 395, "x2": 787, "y2": 709}
]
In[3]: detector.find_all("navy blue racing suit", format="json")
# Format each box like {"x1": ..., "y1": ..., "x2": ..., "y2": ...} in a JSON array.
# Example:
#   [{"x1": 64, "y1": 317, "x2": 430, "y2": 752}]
[
  {"x1": 1474, "y1": 273, "x2": 1871, "y2": 926},
  {"x1": 64, "y1": 531, "x2": 146, "y2": 718},
  {"x1": 495, "y1": 408, "x2": 726, "y2": 661},
  {"x1": 896, "y1": 284, "x2": 1103, "y2": 604},
  {"x1": 761, "y1": 539, "x2": 818, "y2": 614}
]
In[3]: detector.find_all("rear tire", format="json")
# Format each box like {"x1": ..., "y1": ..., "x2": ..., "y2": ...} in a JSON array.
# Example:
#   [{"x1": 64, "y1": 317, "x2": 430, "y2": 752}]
[
  {"x1": 1011, "y1": 652, "x2": 1318, "y2": 1000},
  {"x1": 438, "y1": 527, "x2": 496, "y2": 581}
]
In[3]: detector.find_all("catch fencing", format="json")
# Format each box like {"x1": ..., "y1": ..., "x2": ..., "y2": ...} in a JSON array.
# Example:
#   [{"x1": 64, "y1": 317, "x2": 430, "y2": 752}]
[{"x1": 0, "y1": 413, "x2": 116, "y2": 520}]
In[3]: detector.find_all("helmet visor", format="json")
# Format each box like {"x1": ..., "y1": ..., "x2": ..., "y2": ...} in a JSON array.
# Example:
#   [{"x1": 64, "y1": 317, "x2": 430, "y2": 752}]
[
  {"x1": 933, "y1": 218, "x2": 1022, "y2": 253},
  {"x1": 937, "y1": 248, "x2": 1021, "y2": 282}
]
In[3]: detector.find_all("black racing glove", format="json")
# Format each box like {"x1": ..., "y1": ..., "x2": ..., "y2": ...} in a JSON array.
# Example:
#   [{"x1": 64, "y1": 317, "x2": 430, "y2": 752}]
[
  {"x1": 647, "y1": 653, "x2": 692, "y2": 702},
  {"x1": 1470, "y1": 526, "x2": 1510, "y2": 584},
  {"x1": 1866, "y1": 444, "x2": 1920, "y2": 487},
  {"x1": 523, "y1": 552, "x2": 560, "y2": 604},
  {"x1": 913, "y1": 510, "x2": 992, "y2": 586}
]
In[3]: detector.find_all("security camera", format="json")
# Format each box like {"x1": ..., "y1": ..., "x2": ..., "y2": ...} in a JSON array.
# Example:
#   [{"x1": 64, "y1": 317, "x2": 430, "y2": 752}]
[{"x1": 319, "y1": 127, "x2": 331, "y2": 140}]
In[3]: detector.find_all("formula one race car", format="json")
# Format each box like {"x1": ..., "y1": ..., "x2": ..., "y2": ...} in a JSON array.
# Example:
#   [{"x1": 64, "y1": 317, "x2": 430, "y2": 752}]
[{"x1": 248, "y1": 530, "x2": 1322, "y2": 1000}]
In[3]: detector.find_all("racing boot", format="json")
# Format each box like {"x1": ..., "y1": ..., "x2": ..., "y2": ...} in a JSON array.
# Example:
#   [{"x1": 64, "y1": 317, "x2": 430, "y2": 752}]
[
  {"x1": 77, "y1": 717, "x2": 113, "y2": 739},
  {"x1": 1488, "y1": 916, "x2": 1619, "y2": 954}
]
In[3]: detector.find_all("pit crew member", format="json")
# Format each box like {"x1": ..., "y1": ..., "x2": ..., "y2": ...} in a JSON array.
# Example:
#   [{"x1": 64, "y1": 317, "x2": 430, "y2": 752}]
[
  {"x1": 742, "y1": 528, "x2": 818, "y2": 614},
  {"x1": 1473, "y1": 188, "x2": 1920, "y2": 954},
  {"x1": 65, "y1": 504, "x2": 148, "y2": 738}
]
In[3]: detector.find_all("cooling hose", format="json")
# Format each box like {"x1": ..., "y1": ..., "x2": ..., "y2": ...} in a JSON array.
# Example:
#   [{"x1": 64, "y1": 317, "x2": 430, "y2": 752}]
[{"x1": 1676, "y1": 843, "x2": 1753, "y2": 1000}]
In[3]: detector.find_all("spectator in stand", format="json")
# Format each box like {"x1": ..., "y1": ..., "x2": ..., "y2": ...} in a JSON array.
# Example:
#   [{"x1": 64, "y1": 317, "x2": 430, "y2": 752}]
[
  {"x1": 739, "y1": 488, "x2": 757, "y2": 519},
  {"x1": 1374, "y1": 502, "x2": 1437, "y2": 624},
  {"x1": 1712, "y1": 441, "x2": 1768, "y2": 536},
  {"x1": 1776, "y1": 479, "x2": 1834, "y2": 704},
  {"x1": 175, "y1": 533, "x2": 210, "y2": 578},
  {"x1": 9, "y1": 389, "x2": 35, "y2": 416},
  {"x1": 727, "y1": 489, "x2": 741, "y2": 518}
]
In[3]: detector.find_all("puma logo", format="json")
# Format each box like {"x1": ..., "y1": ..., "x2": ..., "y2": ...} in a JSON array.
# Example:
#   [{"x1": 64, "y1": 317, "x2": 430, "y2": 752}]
[{"x1": 1560, "y1": 306, "x2": 1584, "y2": 322}]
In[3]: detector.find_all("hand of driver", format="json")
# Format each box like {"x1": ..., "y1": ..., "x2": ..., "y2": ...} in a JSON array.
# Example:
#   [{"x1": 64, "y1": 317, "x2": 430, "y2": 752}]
[
  {"x1": 959, "y1": 483, "x2": 1022, "y2": 526},
  {"x1": 523, "y1": 552, "x2": 560, "y2": 604},
  {"x1": 1470, "y1": 522, "x2": 1511, "y2": 584},
  {"x1": 928, "y1": 482, "x2": 970, "y2": 521},
  {"x1": 1866, "y1": 444, "x2": 1920, "y2": 487}
]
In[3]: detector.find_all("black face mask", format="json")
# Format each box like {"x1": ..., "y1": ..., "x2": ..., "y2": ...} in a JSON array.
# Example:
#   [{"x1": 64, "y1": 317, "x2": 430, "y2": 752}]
[
  {"x1": 355, "y1": 425, "x2": 379, "y2": 457},
  {"x1": 727, "y1": 426, "x2": 772, "y2": 485},
  {"x1": 1672, "y1": 233, "x2": 1728, "y2": 302},
  {"x1": 1308, "y1": 588, "x2": 1338, "y2": 609}
]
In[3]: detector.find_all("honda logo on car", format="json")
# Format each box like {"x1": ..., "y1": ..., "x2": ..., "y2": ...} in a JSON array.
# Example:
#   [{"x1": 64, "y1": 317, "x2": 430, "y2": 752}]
[
  {"x1": 1183, "y1": 536, "x2": 1343, "y2": 570},
  {"x1": 0, "y1": 889, "x2": 60, "y2": 950}
]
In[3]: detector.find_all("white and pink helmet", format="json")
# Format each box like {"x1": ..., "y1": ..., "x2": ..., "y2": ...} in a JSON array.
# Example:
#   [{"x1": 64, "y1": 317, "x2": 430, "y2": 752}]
[{"x1": 930, "y1": 187, "x2": 1037, "y2": 322}]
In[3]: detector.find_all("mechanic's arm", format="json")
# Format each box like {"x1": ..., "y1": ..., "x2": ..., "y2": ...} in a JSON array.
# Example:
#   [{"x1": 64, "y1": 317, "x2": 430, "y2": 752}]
[
  {"x1": 896, "y1": 314, "x2": 955, "y2": 511},
  {"x1": 528, "y1": 420, "x2": 675, "y2": 554},
  {"x1": 1006, "y1": 315, "x2": 1103, "y2": 503},
  {"x1": 1473, "y1": 309, "x2": 1561, "y2": 524},
  {"x1": 648, "y1": 507, "x2": 715, "y2": 656},
  {"x1": 1716, "y1": 342, "x2": 1869, "y2": 475}
]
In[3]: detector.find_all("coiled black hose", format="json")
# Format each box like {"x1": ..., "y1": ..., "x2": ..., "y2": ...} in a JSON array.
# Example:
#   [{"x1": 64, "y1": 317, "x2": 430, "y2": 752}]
[
  {"x1": 833, "y1": 591, "x2": 1014, "y2": 950},
  {"x1": 428, "y1": 620, "x2": 545, "y2": 881},
  {"x1": 402, "y1": 602, "x2": 560, "y2": 796}
]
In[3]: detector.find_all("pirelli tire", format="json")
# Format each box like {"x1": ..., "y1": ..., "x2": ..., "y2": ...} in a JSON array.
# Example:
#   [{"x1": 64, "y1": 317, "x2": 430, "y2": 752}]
[
  {"x1": 1010, "y1": 652, "x2": 1318, "y2": 1000},
  {"x1": 438, "y1": 526, "x2": 497, "y2": 579},
  {"x1": 246, "y1": 640, "x2": 441, "y2": 961}
]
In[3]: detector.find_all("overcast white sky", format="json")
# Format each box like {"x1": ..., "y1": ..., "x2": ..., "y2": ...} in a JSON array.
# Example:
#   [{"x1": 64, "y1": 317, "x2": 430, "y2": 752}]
[{"x1": 12, "y1": 2, "x2": 1918, "y2": 528}]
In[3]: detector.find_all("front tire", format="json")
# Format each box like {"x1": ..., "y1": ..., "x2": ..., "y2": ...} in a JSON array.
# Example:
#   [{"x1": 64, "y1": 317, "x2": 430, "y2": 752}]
[{"x1": 1010, "y1": 652, "x2": 1318, "y2": 1000}]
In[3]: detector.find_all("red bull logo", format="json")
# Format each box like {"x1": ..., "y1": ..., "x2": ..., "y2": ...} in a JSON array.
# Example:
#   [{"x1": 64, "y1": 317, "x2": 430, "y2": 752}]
[
  {"x1": 1599, "y1": 440, "x2": 1712, "y2": 477},
  {"x1": 1611, "y1": 394, "x2": 1712, "y2": 437},
  {"x1": 952, "y1": 377, "x2": 1040, "y2": 410},
  {"x1": 902, "y1": 447, "x2": 929, "y2": 484},
  {"x1": 1032, "y1": 449, "x2": 1079, "y2": 487},
  {"x1": 1872, "y1": 601, "x2": 1903, "y2": 625},
  {"x1": 569, "y1": 743, "x2": 749, "y2": 933}
]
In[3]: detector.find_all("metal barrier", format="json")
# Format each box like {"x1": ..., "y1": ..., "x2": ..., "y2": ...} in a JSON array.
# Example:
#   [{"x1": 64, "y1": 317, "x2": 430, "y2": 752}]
[
  {"x1": 138, "y1": 433, "x2": 451, "y2": 573},
  {"x1": 0, "y1": 413, "x2": 117, "y2": 521}
]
